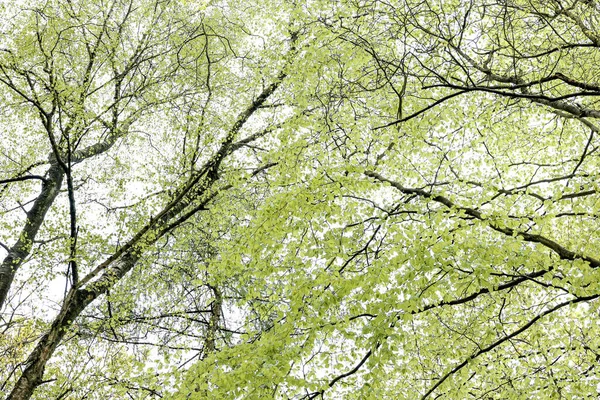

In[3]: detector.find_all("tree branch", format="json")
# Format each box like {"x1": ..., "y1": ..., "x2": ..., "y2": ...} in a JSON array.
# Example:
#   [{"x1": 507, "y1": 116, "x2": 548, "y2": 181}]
[
  {"x1": 0, "y1": 175, "x2": 48, "y2": 185},
  {"x1": 421, "y1": 294, "x2": 600, "y2": 399},
  {"x1": 365, "y1": 171, "x2": 600, "y2": 268}
]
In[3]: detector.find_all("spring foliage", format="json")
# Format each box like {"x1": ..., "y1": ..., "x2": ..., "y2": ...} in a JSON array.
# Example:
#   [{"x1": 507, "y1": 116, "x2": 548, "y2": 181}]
[{"x1": 1, "y1": 0, "x2": 600, "y2": 399}]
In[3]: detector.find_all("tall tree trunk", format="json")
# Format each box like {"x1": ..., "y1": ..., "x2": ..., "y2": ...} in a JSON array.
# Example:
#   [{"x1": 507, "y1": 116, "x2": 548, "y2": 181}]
[
  {"x1": 6, "y1": 253, "x2": 138, "y2": 400},
  {"x1": 0, "y1": 163, "x2": 64, "y2": 309}
]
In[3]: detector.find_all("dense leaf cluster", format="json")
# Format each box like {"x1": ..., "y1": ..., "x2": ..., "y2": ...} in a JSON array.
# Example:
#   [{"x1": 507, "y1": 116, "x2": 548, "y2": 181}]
[{"x1": 1, "y1": 0, "x2": 599, "y2": 399}]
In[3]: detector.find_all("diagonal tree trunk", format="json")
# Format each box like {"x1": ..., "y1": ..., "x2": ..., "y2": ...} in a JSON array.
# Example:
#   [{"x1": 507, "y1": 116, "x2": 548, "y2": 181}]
[
  {"x1": 6, "y1": 62, "x2": 291, "y2": 398},
  {"x1": 0, "y1": 163, "x2": 64, "y2": 309}
]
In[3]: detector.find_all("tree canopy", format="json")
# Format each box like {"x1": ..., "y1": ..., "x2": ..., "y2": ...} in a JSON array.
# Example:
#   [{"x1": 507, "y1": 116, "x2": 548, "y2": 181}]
[{"x1": 1, "y1": 0, "x2": 600, "y2": 398}]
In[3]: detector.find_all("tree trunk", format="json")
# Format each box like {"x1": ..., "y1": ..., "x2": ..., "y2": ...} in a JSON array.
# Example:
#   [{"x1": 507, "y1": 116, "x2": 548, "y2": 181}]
[
  {"x1": 0, "y1": 163, "x2": 64, "y2": 309},
  {"x1": 7, "y1": 252, "x2": 138, "y2": 400}
]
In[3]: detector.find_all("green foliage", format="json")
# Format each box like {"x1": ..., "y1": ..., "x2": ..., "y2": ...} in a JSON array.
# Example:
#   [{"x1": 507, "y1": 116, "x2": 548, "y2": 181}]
[{"x1": 1, "y1": 0, "x2": 600, "y2": 399}]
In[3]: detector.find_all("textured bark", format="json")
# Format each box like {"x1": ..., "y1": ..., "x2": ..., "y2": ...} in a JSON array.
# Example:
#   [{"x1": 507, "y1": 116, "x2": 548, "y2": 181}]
[
  {"x1": 6, "y1": 193, "x2": 192, "y2": 400},
  {"x1": 6, "y1": 152, "x2": 220, "y2": 399},
  {"x1": 204, "y1": 285, "x2": 223, "y2": 356},
  {"x1": 0, "y1": 163, "x2": 64, "y2": 309},
  {"x1": 6, "y1": 253, "x2": 138, "y2": 400}
]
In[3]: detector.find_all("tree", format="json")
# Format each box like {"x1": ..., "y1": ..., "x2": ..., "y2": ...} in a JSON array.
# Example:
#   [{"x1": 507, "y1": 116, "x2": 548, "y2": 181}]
[{"x1": 1, "y1": 0, "x2": 600, "y2": 399}]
